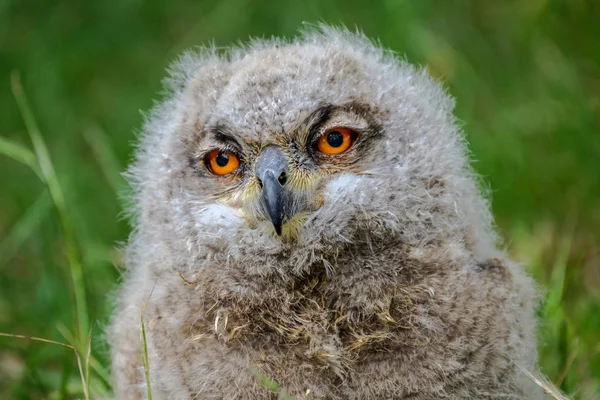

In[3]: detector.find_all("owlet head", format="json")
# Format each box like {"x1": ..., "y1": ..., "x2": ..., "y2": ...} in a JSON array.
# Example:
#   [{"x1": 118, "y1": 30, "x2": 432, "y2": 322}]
[
  {"x1": 130, "y1": 26, "x2": 497, "y2": 276},
  {"x1": 189, "y1": 102, "x2": 382, "y2": 240}
]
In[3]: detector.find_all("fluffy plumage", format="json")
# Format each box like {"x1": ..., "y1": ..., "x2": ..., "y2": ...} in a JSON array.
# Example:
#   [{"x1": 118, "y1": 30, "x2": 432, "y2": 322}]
[{"x1": 108, "y1": 26, "x2": 543, "y2": 399}]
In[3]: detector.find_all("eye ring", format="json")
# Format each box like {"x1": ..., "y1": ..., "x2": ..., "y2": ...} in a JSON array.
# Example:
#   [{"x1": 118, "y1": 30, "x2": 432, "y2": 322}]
[
  {"x1": 204, "y1": 150, "x2": 240, "y2": 175},
  {"x1": 316, "y1": 127, "x2": 357, "y2": 155}
]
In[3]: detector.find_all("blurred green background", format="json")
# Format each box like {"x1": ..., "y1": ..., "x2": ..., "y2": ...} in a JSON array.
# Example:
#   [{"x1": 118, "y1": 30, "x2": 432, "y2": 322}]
[{"x1": 1, "y1": 0, "x2": 599, "y2": 398}]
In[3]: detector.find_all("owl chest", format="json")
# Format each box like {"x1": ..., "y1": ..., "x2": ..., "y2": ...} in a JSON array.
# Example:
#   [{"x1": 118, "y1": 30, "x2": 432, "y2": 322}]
[{"x1": 171, "y1": 282, "x2": 420, "y2": 379}]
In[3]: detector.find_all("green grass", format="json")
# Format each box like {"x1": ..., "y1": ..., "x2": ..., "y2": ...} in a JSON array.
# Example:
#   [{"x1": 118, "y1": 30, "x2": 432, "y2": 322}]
[{"x1": 0, "y1": 0, "x2": 598, "y2": 398}]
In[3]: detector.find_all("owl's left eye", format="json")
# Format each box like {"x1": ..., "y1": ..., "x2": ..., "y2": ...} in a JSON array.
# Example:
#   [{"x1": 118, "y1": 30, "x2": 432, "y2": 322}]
[
  {"x1": 204, "y1": 150, "x2": 240, "y2": 175},
  {"x1": 316, "y1": 127, "x2": 358, "y2": 155}
]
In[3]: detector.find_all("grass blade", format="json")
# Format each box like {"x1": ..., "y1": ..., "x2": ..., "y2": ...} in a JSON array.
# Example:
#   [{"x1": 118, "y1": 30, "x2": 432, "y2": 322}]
[
  {"x1": 518, "y1": 364, "x2": 570, "y2": 400},
  {"x1": 0, "y1": 190, "x2": 52, "y2": 266},
  {"x1": 56, "y1": 323, "x2": 112, "y2": 396},
  {"x1": 82, "y1": 124, "x2": 124, "y2": 194},
  {"x1": 85, "y1": 326, "x2": 93, "y2": 398},
  {"x1": 140, "y1": 282, "x2": 158, "y2": 400},
  {"x1": 10, "y1": 70, "x2": 89, "y2": 346},
  {"x1": 141, "y1": 313, "x2": 153, "y2": 400},
  {"x1": 251, "y1": 369, "x2": 296, "y2": 400},
  {"x1": 59, "y1": 345, "x2": 74, "y2": 399},
  {"x1": 0, "y1": 332, "x2": 90, "y2": 400},
  {"x1": 0, "y1": 136, "x2": 42, "y2": 179}
]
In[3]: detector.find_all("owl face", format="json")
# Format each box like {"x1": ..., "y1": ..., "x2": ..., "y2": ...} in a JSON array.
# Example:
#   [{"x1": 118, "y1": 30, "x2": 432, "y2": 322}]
[
  {"x1": 189, "y1": 101, "x2": 384, "y2": 237},
  {"x1": 137, "y1": 30, "x2": 494, "y2": 278}
]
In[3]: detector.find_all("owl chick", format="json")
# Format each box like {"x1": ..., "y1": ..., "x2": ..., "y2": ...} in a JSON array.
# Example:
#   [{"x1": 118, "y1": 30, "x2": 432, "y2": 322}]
[{"x1": 108, "y1": 26, "x2": 544, "y2": 399}]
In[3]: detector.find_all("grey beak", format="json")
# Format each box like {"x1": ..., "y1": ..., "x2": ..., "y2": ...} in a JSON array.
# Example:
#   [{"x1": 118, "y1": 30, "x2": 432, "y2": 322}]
[{"x1": 256, "y1": 146, "x2": 288, "y2": 235}]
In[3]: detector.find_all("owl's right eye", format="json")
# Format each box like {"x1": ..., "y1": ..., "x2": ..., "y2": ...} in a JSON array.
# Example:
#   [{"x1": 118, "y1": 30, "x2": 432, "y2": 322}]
[{"x1": 204, "y1": 150, "x2": 240, "y2": 175}]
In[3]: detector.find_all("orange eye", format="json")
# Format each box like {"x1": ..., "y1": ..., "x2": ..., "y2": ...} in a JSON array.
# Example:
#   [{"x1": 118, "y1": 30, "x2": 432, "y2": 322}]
[
  {"x1": 205, "y1": 150, "x2": 240, "y2": 175},
  {"x1": 316, "y1": 128, "x2": 356, "y2": 155}
]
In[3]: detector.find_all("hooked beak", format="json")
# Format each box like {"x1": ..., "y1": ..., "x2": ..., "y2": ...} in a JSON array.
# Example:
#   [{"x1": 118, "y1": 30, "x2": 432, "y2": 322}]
[{"x1": 255, "y1": 146, "x2": 288, "y2": 235}]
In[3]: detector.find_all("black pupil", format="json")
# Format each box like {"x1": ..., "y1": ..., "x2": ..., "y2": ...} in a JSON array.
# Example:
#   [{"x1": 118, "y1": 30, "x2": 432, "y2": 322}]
[
  {"x1": 215, "y1": 152, "x2": 229, "y2": 167},
  {"x1": 326, "y1": 131, "x2": 344, "y2": 147}
]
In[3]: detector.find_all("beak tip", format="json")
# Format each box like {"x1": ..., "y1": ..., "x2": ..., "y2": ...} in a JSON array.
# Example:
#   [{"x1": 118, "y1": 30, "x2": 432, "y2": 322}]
[{"x1": 274, "y1": 223, "x2": 283, "y2": 236}]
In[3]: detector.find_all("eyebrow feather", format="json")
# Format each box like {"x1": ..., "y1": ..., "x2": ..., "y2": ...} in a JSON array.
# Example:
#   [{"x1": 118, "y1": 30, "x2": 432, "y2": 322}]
[
  {"x1": 205, "y1": 124, "x2": 244, "y2": 148},
  {"x1": 306, "y1": 104, "x2": 334, "y2": 137}
]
